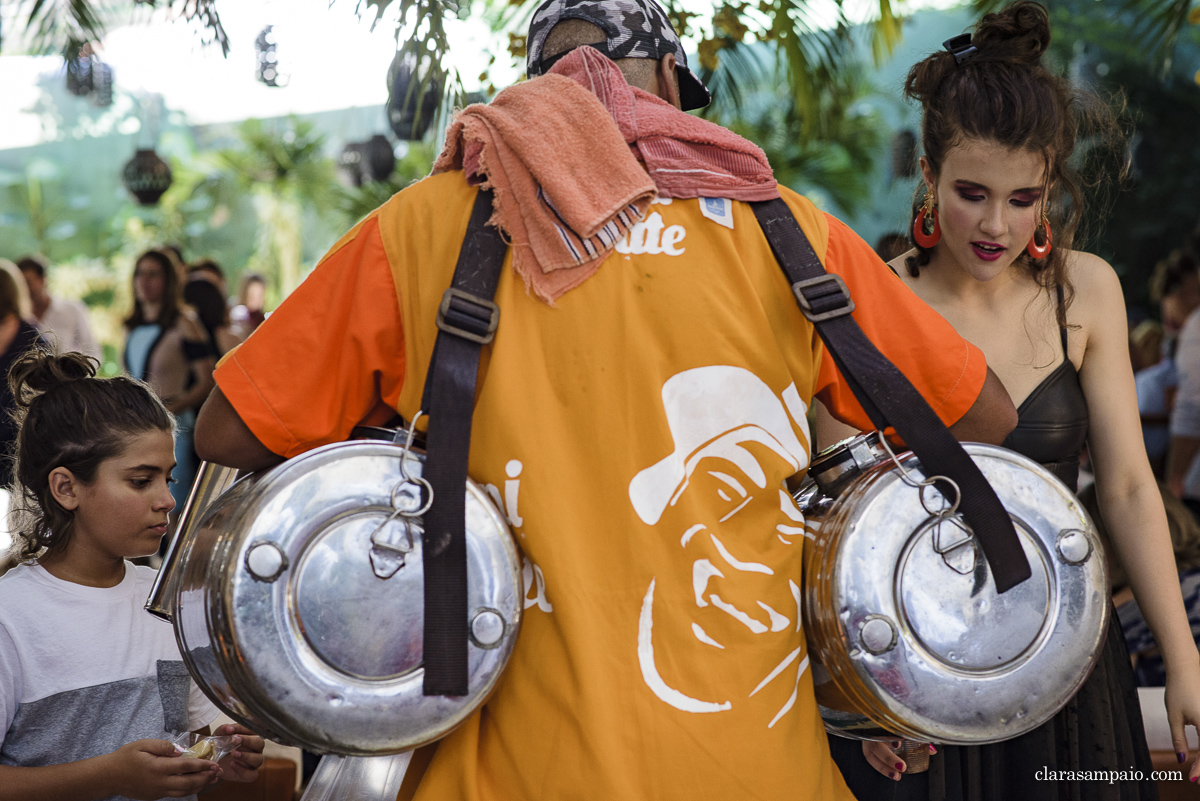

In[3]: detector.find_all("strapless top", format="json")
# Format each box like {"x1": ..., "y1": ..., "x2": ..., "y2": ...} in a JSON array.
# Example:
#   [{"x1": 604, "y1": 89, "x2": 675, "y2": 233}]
[{"x1": 1000, "y1": 288, "x2": 1089, "y2": 489}]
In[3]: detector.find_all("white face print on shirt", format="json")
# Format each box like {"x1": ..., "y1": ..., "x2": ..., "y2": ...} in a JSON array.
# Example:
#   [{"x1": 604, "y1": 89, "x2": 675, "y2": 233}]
[{"x1": 628, "y1": 365, "x2": 813, "y2": 728}]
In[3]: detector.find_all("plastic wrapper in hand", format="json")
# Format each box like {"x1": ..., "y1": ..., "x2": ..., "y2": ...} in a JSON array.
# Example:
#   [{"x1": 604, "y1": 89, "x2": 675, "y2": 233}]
[{"x1": 172, "y1": 731, "x2": 238, "y2": 762}]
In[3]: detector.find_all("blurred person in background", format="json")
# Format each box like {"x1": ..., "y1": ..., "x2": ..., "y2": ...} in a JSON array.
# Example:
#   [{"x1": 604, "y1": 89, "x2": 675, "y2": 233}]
[
  {"x1": 1156, "y1": 248, "x2": 1200, "y2": 339},
  {"x1": 1080, "y1": 481, "x2": 1200, "y2": 688},
  {"x1": 0, "y1": 270, "x2": 44, "y2": 487},
  {"x1": 1166, "y1": 247, "x2": 1200, "y2": 507},
  {"x1": 15, "y1": 254, "x2": 101, "y2": 361},
  {"x1": 0, "y1": 261, "x2": 33, "y2": 324},
  {"x1": 1143, "y1": 250, "x2": 1199, "y2": 477},
  {"x1": 1130, "y1": 320, "x2": 1164, "y2": 374},
  {"x1": 123, "y1": 249, "x2": 215, "y2": 507},
  {"x1": 183, "y1": 278, "x2": 240, "y2": 358},
  {"x1": 229, "y1": 272, "x2": 267, "y2": 340},
  {"x1": 1132, "y1": 319, "x2": 1173, "y2": 476},
  {"x1": 187, "y1": 258, "x2": 229, "y2": 298},
  {"x1": 163, "y1": 243, "x2": 187, "y2": 284}
]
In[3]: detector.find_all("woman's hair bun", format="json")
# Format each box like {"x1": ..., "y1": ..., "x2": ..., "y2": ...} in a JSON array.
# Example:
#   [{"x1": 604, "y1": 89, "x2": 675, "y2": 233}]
[
  {"x1": 905, "y1": 1, "x2": 1052, "y2": 105},
  {"x1": 973, "y1": 0, "x2": 1052, "y2": 66},
  {"x1": 9, "y1": 350, "x2": 99, "y2": 409}
]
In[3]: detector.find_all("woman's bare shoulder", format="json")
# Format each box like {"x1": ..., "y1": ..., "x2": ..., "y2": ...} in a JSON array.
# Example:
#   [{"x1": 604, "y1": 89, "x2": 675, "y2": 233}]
[{"x1": 1062, "y1": 249, "x2": 1126, "y2": 334}]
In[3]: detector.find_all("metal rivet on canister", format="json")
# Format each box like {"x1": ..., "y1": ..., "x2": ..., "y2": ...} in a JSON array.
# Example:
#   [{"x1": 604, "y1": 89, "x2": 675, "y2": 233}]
[
  {"x1": 245, "y1": 541, "x2": 288, "y2": 582},
  {"x1": 470, "y1": 609, "x2": 506, "y2": 648},
  {"x1": 859, "y1": 615, "x2": 898, "y2": 655},
  {"x1": 1055, "y1": 529, "x2": 1093, "y2": 566}
]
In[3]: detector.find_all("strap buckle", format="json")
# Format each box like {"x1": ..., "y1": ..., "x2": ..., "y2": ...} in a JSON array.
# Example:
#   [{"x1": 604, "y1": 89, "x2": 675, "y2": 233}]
[
  {"x1": 437, "y1": 288, "x2": 500, "y2": 345},
  {"x1": 793, "y1": 274, "x2": 855, "y2": 322}
]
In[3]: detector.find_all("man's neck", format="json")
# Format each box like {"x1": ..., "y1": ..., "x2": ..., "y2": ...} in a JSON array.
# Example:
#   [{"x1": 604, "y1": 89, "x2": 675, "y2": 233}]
[{"x1": 31, "y1": 292, "x2": 50, "y2": 320}]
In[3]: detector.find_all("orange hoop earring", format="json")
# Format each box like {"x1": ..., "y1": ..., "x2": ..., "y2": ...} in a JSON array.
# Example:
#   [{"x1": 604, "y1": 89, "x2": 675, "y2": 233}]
[
  {"x1": 913, "y1": 191, "x2": 940, "y2": 249},
  {"x1": 1026, "y1": 213, "x2": 1052, "y2": 260}
]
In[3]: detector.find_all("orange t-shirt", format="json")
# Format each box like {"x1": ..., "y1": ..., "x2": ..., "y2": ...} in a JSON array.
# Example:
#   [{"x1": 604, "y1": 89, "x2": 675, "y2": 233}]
[{"x1": 216, "y1": 173, "x2": 985, "y2": 800}]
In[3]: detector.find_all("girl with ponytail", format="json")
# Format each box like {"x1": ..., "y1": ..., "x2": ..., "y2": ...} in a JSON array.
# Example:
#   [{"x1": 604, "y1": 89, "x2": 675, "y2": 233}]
[
  {"x1": 825, "y1": 2, "x2": 1200, "y2": 796},
  {"x1": 0, "y1": 352, "x2": 263, "y2": 800}
]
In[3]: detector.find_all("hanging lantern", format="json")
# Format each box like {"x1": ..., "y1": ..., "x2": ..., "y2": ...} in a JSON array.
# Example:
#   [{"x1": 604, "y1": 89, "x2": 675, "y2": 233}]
[
  {"x1": 387, "y1": 49, "x2": 441, "y2": 141},
  {"x1": 338, "y1": 142, "x2": 365, "y2": 187},
  {"x1": 66, "y1": 55, "x2": 94, "y2": 96},
  {"x1": 890, "y1": 130, "x2": 918, "y2": 179},
  {"x1": 122, "y1": 149, "x2": 173, "y2": 205},
  {"x1": 362, "y1": 134, "x2": 396, "y2": 182},
  {"x1": 256, "y1": 26, "x2": 282, "y2": 87},
  {"x1": 339, "y1": 136, "x2": 397, "y2": 186}
]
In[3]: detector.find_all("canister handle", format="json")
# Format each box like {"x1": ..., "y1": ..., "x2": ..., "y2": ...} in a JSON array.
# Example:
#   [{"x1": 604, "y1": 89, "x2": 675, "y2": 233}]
[{"x1": 145, "y1": 461, "x2": 239, "y2": 622}]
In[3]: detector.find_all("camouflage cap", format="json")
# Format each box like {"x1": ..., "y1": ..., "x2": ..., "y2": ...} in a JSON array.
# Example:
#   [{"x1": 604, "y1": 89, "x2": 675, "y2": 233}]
[{"x1": 526, "y1": 0, "x2": 711, "y2": 111}]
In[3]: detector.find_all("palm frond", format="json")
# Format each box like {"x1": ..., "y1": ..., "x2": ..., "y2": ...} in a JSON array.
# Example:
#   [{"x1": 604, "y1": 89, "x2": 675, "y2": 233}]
[
  {"x1": 5, "y1": 0, "x2": 227, "y2": 58},
  {"x1": 975, "y1": 0, "x2": 1196, "y2": 72},
  {"x1": 16, "y1": 0, "x2": 107, "y2": 54},
  {"x1": 1120, "y1": 0, "x2": 1195, "y2": 70}
]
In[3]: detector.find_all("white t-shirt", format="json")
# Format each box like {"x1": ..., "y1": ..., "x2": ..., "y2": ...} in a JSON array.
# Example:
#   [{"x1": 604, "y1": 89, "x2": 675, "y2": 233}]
[
  {"x1": 34, "y1": 297, "x2": 101, "y2": 360},
  {"x1": 0, "y1": 561, "x2": 219, "y2": 798}
]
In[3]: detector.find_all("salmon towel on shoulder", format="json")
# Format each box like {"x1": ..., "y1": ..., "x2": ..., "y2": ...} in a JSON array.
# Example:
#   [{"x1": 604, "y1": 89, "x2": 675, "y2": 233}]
[{"x1": 433, "y1": 46, "x2": 777, "y2": 303}]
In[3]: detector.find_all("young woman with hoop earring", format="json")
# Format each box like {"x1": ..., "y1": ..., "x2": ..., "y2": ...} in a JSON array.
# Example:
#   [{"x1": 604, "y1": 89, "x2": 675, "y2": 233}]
[{"x1": 818, "y1": 3, "x2": 1200, "y2": 798}]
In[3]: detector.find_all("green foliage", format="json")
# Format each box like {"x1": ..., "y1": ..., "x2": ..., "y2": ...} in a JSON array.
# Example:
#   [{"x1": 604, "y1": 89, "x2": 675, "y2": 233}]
[
  {"x1": 708, "y1": 51, "x2": 882, "y2": 215},
  {"x1": 1035, "y1": 0, "x2": 1200, "y2": 313},
  {"x1": 973, "y1": 0, "x2": 1197, "y2": 76},
  {"x1": 216, "y1": 117, "x2": 338, "y2": 293},
  {"x1": 0, "y1": 159, "x2": 65, "y2": 256},
  {"x1": 3, "y1": 0, "x2": 227, "y2": 56},
  {"x1": 219, "y1": 118, "x2": 336, "y2": 204},
  {"x1": 339, "y1": 142, "x2": 437, "y2": 226}
]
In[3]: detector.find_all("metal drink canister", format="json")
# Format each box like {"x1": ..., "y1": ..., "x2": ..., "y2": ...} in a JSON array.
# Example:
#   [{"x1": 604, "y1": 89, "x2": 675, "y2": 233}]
[
  {"x1": 170, "y1": 438, "x2": 523, "y2": 755},
  {"x1": 795, "y1": 432, "x2": 1107, "y2": 745}
]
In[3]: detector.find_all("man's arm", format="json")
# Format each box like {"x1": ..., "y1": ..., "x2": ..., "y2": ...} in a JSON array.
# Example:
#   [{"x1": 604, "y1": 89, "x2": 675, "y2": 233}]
[
  {"x1": 815, "y1": 366, "x2": 1016, "y2": 450},
  {"x1": 948, "y1": 366, "x2": 1017, "y2": 445},
  {"x1": 194, "y1": 388, "x2": 283, "y2": 472}
]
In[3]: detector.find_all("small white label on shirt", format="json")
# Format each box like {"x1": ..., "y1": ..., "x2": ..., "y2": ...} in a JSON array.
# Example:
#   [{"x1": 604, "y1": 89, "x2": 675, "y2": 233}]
[{"x1": 699, "y1": 197, "x2": 734, "y2": 229}]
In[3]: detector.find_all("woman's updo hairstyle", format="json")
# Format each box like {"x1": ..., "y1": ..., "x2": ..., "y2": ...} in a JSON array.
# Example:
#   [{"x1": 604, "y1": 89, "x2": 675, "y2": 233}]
[
  {"x1": 904, "y1": 1, "x2": 1124, "y2": 325},
  {"x1": 8, "y1": 350, "x2": 174, "y2": 562}
]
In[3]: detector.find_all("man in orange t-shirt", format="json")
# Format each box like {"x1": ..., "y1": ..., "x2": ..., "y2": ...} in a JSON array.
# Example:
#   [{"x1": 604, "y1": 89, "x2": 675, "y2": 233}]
[{"x1": 196, "y1": 1, "x2": 1016, "y2": 798}]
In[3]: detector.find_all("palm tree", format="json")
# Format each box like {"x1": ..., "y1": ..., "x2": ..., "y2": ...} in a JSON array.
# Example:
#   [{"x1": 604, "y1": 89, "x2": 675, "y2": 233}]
[{"x1": 218, "y1": 117, "x2": 336, "y2": 294}]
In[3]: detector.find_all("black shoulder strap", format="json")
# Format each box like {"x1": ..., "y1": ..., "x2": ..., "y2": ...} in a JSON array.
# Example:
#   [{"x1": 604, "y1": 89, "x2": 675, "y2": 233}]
[
  {"x1": 1056, "y1": 284, "x2": 1068, "y2": 357},
  {"x1": 750, "y1": 198, "x2": 1031, "y2": 593},
  {"x1": 420, "y1": 188, "x2": 504, "y2": 696}
]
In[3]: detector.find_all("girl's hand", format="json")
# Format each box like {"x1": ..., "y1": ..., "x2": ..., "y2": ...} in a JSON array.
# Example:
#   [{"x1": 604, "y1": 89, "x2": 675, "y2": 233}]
[
  {"x1": 860, "y1": 740, "x2": 937, "y2": 781},
  {"x1": 213, "y1": 723, "x2": 266, "y2": 783},
  {"x1": 1163, "y1": 659, "x2": 1200, "y2": 782},
  {"x1": 100, "y1": 738, "x2": 219, "y2": 799}
]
